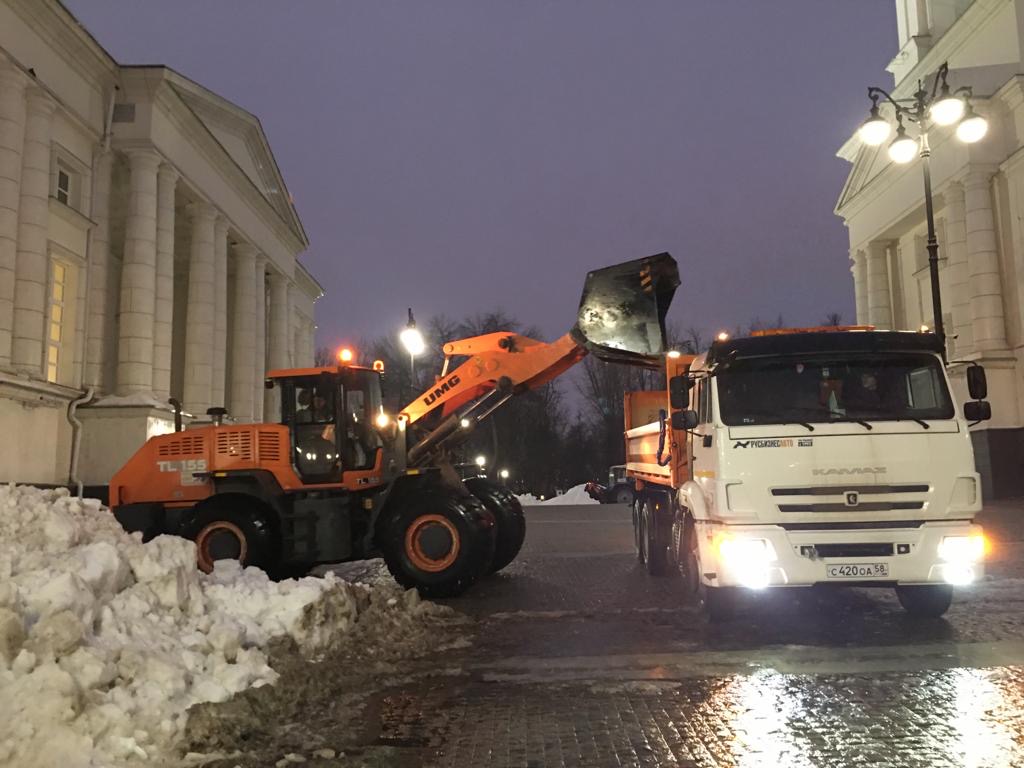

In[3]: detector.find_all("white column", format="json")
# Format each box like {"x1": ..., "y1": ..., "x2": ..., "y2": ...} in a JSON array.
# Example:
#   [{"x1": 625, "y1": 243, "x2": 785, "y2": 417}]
[
  {"x1": 229, "y1": 242, "x2": 256, "y2": 421},
  {"x1": 865, "y1": 241, "x2": 893, "y2": 330},
  {"x1": 11, "y1": 87, "x2": 55, "y2": 374},
  {"x1": 184, "y1": 201, "x2": 217, "y2": 415},
  {"x1": 265, "y1": 270, "x2": 290, "y2": 421},
  {"x1": 84, "y1": 147, "x2": 113, "y2": 390},
  {"x1": 212, "y1": 216, "x2": 228, "y2": 407},
  {"x1": 253, "y1": 255, "x2": 267, "y2": 420},
  {"x1": 944, "y1": 180, "x2": 972, "y2": 355},
  {"x1": 0, "y1": 60, "x2": 26, "y2": 367},
  {"x1": 114, "y1": 149, "x2": 161, "y2": 392},
  {"x1": 152, "y1": 163, "x2": 178, "y2": 398},
  {"x1": 286, "y1": 281, "x2": 297, "y2": 368},
  {"x1": 851, "y1": 250, "x2": 867, "y2": 325},
  {"x1": 964, "y1": 170, "x2": 1008, "y2": 351}
]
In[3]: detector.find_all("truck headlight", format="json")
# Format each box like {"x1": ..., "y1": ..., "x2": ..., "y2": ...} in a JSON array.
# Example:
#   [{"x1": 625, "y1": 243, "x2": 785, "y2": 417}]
[
  {"x1": 937, "y1": 534, "x2": 985, "y2": 564},
  {"x1": 717, "y1": 536, "x2": 775, "y2": 590}
]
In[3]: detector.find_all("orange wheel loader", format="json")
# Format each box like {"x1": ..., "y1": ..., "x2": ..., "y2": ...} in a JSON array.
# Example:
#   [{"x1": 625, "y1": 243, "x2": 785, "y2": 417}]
[{"x1": 109, "y1": 253, "x2": 679, "y2": 597}]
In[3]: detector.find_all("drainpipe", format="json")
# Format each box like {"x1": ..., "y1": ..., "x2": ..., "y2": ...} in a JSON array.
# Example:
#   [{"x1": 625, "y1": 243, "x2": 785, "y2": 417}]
[{"x1": 68, "y1": 386, "x2": 95, "y2": 498}]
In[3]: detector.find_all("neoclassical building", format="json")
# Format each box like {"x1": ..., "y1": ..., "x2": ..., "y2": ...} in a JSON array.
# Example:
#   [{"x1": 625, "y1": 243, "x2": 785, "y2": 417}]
[
  {"x1": 836, "y1": 0, "x2": 1024, "y2": 497},
  {"x1": 0, "y1": 0, "x2": 320, "y2": 487}
]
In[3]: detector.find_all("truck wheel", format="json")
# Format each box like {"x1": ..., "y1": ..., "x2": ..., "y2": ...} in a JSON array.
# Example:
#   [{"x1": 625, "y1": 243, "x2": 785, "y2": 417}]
[
  {"x1": 895, "y1": 585, "x2": 954, "y2": 618},
  {"x1": 380, "y1": 491, "x2": 495, "y2": 598},
  {"x1": 190, "y1": 499, "x2": 275, "y2": 575},
  {"x1": 633, "y1": 496, "x2": 645, "y2": 563},
  {"x1": 464, "y1": 477, "x2": 526, "y2": 574},
  {"x1": 614, "y1": 487, "x2": 633, "y2": 505},
  {"x1": 642, "y1": 498, "x2": 668, "y2": 576},
  {"x1": 683, "y1": 523, "x2": 735, "y2": 621}
]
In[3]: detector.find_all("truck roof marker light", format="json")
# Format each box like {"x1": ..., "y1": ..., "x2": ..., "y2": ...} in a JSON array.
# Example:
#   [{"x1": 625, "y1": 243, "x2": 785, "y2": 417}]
[
  {"x1": 337, "y1": 347, "x2": 354, "y2": 364},
  {"x1": 716, "y1": 332, "x2": 730, "y2": 342},
  {"x1": 373, "y1": 359, "x2": 385, "y2": 372},
  {"x1": 667, "y1": 350, "x2": 682, "y2": 359}
]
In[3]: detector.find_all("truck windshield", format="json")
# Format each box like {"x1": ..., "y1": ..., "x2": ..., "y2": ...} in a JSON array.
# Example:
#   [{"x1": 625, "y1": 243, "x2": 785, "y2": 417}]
[{"x1": 716, "y1": 353, "x2": 954, "y2": 426}]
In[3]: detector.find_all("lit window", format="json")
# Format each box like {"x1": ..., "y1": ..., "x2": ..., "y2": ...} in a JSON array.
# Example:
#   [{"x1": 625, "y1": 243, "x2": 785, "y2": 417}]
[{"x1": 46, "y1": 262, "x2": 68, "y2": 384}]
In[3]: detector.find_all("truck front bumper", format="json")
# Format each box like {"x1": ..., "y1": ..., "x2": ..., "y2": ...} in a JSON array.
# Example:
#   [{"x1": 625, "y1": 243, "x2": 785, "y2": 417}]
[{"x1": 696, "y1": 520, "x2": 985, "y2": 589}]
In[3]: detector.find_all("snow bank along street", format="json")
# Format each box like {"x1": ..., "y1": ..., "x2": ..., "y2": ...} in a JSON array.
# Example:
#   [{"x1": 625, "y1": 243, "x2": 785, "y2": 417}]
[
  {"x1": 517, "y1": 484, "x2": 599, "y2": 507},
  {"x1": 0, "y1": 485, "x2": 447, "y2": 767}
]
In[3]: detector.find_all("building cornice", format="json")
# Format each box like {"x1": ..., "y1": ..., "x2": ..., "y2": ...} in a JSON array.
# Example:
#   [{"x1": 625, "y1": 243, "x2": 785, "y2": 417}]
[
  {"x1": 10, "y1": 0, "x2": 119, "y2": 89},
  {"x1": 295, "y1": 262, "x2": 324, "y2": 301}
]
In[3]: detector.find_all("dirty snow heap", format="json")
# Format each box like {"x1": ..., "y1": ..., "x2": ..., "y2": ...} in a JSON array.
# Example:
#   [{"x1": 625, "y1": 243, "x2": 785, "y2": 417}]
[{"x1": 0, "y1": 485, "x2": 423, "y2": 767}]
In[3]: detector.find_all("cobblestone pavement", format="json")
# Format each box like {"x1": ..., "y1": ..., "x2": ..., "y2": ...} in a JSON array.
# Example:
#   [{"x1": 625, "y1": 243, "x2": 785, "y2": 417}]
[
  {"x1": 359, "y1": 503, "x2": 1024, "y2": 768},
  {"x1": 214, "y1": 503, "x2": 1024, "y2": 767}
]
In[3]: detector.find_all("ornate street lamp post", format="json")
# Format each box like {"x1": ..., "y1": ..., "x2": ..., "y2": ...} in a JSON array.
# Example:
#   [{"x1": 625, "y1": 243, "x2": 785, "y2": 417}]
[
  {"x1": 399, "y1": 307, "x2": 425, "y2": 389},
  {"x1": 856, "y1": 62, "x2": 989, "y2": 356}
]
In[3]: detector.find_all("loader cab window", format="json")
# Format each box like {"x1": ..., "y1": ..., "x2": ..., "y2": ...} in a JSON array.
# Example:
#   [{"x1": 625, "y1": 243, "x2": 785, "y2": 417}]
[
  {"x1": 342, "y1": 370, "x2": 384, "y2": 471},
  {"x1": 286, "y1": 377, "x2": 342, "y2": 483}
]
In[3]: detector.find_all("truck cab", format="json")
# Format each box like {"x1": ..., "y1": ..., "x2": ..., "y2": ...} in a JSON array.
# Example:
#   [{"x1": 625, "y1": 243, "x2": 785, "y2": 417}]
[{"x1": 626, "y1": 328, "x2": 992, "y2": 619}]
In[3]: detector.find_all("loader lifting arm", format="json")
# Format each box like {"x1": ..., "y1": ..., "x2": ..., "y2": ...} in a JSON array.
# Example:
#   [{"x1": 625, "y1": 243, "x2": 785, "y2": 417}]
[{"x1": 401, "y1": 253, "x2": 680, "y2": 467}]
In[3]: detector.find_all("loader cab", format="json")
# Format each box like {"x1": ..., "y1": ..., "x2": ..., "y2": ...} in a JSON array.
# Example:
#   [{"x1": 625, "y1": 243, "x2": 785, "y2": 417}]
[{"x1": 269, "y1": 365, "x2": 386, "y2": 485}]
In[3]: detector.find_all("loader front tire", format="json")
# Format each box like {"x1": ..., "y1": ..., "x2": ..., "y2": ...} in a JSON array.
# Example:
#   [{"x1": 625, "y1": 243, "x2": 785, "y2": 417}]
[
  {"x1": 380, "y1": 491, "x2": 495, "y2": 598},
  {"x1": 464, "y1": 478, "x2": 526, "y2": 575}
]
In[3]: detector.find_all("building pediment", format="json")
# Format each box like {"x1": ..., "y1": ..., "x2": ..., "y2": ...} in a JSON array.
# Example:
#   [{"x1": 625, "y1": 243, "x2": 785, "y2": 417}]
[
  {"x1": 835, "y1": 136, "x2": 889, "y2": 217},
  {"x1": 163, "y1": 70, "x2": 307, "y2": 247}
]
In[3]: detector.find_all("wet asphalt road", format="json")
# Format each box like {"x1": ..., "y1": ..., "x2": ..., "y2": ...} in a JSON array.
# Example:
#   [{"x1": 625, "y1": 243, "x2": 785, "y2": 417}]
[{"x1": 368, "y1": 502, "x2": 1024, "y2": 768}]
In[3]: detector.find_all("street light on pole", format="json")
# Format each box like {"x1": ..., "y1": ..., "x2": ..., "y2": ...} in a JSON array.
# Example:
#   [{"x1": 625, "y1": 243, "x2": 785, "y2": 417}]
[
  {"x1": 855, "y1": 62, "x2": 988, "y2": 359},
  {"x1": 399, "y1": 307, "x2": 425, "y2": 391}
]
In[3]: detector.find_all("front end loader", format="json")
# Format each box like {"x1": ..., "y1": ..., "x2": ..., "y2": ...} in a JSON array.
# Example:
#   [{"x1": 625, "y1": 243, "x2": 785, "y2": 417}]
[{"x1": 110, "y1": 253, "x2": 679, "y2": 597}]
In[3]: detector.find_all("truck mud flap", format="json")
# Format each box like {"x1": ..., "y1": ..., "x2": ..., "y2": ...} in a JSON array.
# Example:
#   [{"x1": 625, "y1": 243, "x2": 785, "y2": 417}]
[{"x1": 573, "y1": 252, "x2": 679, "y2": 366}]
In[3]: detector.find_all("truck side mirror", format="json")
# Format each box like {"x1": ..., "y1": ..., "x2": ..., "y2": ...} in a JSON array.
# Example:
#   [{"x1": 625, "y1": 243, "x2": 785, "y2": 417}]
[
  {"x1": 963, "y1": 400, "x2": 991, "y2": 422},
  {"x1": 669, "y1": 376, "x2": 690, "y2": 410},
  {"x1": 671, "y1": 410, "x2": 698, "y2": 431},
  {"x1": 967, "y1": 366, "x2": 987, "y2": 400}
]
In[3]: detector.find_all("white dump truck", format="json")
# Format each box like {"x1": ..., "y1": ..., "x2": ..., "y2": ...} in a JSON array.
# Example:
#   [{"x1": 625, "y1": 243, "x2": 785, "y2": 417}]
[{"x1": 624, "y1": 327, "x2": 991, "y2": 620}]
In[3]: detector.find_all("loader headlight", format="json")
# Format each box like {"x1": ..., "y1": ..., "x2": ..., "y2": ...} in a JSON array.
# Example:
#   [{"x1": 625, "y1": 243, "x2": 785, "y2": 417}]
[
  {"x1": 937, "y1": 534, "x2": 985, "y2": 564},
  {"x1": 375, "y1": 411, "x2": 391, "y2": 429},
  {"x1": 717, "y1": 535, "x2": 776, "y2": 590}
]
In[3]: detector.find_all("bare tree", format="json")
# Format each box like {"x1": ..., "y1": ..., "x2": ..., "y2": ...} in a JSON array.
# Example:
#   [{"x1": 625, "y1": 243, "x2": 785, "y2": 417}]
[{"x1": 823, "y1": 312, "x2": 843, "y2": 327}]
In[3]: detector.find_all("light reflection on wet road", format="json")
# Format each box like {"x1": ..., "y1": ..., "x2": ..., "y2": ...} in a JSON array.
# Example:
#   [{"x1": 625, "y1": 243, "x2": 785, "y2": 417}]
[{"x1": 371, "y1": 503, "x2": 1024, "y2": 767}]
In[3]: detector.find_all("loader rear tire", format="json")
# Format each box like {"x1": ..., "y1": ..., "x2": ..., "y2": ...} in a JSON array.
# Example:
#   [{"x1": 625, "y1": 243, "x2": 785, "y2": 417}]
[
  {"x1": 189, "y1": 498, "x2": 276, "y2": 575},
  {"x1": 464, "y1": 478, "x2": 526, "y2": 575},
  {"x1": 380, "y1": 491, "x2": 495, "y2": 598}
]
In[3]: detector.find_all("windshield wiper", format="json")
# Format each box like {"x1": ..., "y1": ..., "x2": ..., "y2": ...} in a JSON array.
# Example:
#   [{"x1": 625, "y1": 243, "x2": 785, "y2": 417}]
[
  {"x1": 852, "y1": 406, "x2": 931, "y2": 429},
  {"x1": 832, "y1": 417, "x2": 873, "y2": 431}
]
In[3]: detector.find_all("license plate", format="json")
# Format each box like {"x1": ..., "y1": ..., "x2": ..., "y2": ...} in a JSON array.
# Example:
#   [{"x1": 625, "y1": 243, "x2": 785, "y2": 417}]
[{"x1": 826, "y1": 562, "x2": 889, "y2": 579}]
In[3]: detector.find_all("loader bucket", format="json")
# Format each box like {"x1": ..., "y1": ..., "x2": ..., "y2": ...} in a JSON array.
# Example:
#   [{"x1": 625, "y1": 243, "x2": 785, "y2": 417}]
[{"x1": 573, "y1": 252, "x2": 679, "y2": 366}]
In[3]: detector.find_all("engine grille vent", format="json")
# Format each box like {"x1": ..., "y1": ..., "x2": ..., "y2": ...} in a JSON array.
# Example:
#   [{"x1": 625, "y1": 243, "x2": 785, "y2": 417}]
[
  {"x1": 216, "y1": 430, "x2": 253, "y2": 461},
  {"x1": 258, "y1": 431, "x2": 282, "y2": 462},
  {"x1": 156, "y1": 434, "x2": 205, "y2": 457}
]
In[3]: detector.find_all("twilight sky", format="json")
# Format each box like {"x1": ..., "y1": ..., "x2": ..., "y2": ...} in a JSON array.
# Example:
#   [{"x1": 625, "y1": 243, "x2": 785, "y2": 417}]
[{"x1": 67, "y1": 1, "x2": 897, "y2": 350}]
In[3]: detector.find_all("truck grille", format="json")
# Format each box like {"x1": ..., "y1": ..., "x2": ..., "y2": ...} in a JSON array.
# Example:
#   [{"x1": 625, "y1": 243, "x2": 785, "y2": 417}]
[
  {"x1": 777, "y1": 501, "x2": 924, "y2": 513},
  {"x1": 772, "y1": 484, "x2": 927, "y2": 514},
  {"x1": 811, "y1": 542, "x2": 894, "y2": 558}
]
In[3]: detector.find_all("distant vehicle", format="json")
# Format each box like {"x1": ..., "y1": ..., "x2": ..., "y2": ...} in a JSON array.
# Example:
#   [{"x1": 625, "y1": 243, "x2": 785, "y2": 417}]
[
  {"x1": 625, "y1": 326, "x2": 990, "y2": 621},
  {"x1": 585, "y1": 465, "x2": 635, "y2": 504}
]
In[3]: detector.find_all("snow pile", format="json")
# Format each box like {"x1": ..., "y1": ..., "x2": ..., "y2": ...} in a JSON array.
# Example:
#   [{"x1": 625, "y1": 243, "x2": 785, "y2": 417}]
[
  {"x1": 0, "y1": 485, "x2": 376, "y2": 768},
  {"x1": 519, "y1": 484, "x2": 600, "y2": 506}
]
